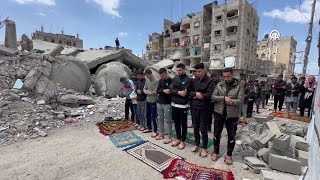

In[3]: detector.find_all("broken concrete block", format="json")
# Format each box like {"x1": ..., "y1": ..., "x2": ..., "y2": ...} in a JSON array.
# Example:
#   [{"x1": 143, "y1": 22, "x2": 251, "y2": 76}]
[
  {"x1": 21, "y1": 34, "x2": 33, "y2": 51},
  {"x1": 273, "y1": 133, "x2": 290, "y2": 151},
  {"x1": 290, "y1": 135, "x2": 309, "y2": 151},
  {"x1": 248, "y1": 139, "x2": 261, "y2": 150},
  {"x1": 60, "y1": 94, "x2": 95, "y2": 105},
  {"x1": 48, "y1": 45, "x2": 64, "y2": 57},
  {"x1": 16, "y1": 69, "x2": 28, "y2": 78},
  {"x1": 264, "y1": 122, "x2": 281, "y2": 136},
  {"x1": 248, "y1": 122, "x2": 256, "y2": 132},
  {"x1": 261, "y1": 170, "x2": 296, "y2": 180},
  {"x1": 0, "y1": 45, "x2": 18, "y2": 56},
  {"x1": 40, "y1": 60, "x2": 52, "y2": 76},
  {"x1": 256, "y1": 130, "x2": 275, "y2": 148},
  {"x1": 282, "y1": 128, "x2": 297, "y2": 136},
  {"x1": 257, "y1": 148, "x2": 270, "y2": 163},
  {"x1": 255, "y1": 124, "x2": 263, "y2": 135},
  {"x1": 23, "y1": 67, "x2": 42, "y2": 91},
  {"x1": 35, "y1": 76, "x2": 57, "y2": 101},
  {"x1": 298, "y1": 150, "x2": 308, "y2": 167},
  {"x1": 240, "y1": 143, "x2": 256, "y2": 159},
  {"x1": 253, "y1": 115, "x2": 273, "y2": 124},
  {"x1": 269, "y1": 154, "x2": 302, "y2": 175},
  {"x1": 270, "y1": 146, "x2": 298, "y2": 159},
  {"x1": 244, "y1": 157, "x2": 268, "y2": 174},
  {"x1": 5, "y1": 20, "x2": 17, "y2": 49}
]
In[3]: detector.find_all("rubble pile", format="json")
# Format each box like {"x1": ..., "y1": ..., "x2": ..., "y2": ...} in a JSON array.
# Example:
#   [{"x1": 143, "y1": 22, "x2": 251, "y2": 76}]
[{"x1": 234, "y1": 115, "x2": 309, "y2": 178}]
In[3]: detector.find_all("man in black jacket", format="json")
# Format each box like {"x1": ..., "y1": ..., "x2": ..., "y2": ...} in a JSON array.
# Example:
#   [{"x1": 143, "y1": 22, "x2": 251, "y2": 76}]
[
  {"x1": 170, "y1": 63, "x2": 192, "y2": 150},
  {"x1": 247, "y1": 80, "x2": 255, "y2": 117},
  {"x1": 273, "y1": 74, "x2": 287, "y2": 111},
  {"x1": 156, "y1": 68, "x2": 173, "y2": 143},
  {"x1": 208, "y1": 73, "x2": 219, "y2": 132},
  {"x1": 189, "y1": 63, "x2": 215, "y2": 158},
  {"x1": 136, "y1": 72, "x2": 147, "y2": 131}
]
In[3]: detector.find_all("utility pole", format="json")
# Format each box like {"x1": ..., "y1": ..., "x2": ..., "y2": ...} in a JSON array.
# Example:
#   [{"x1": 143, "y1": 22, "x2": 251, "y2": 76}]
[{"x1": 303, "y1": 0, "x2": 316, "y2": 75}]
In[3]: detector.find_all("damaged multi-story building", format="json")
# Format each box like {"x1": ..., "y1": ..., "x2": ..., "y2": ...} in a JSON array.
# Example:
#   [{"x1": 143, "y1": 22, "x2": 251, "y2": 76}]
[
  {"x1": 256, "y1": 35, "x2": 297, "y2": 79},
  {"x1": 145, "y1": 0, "x2": 259, "y2": 79},
  {"x1": 32, "y1": 25, "x2": 84, "y2": 48}
]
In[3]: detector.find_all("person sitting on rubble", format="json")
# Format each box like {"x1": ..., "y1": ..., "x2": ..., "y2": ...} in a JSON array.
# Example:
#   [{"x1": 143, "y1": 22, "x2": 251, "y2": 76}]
[
  {"x1": 115, "y1": 37, "x2": 120, "y2": 49},
  {"x1": 211, "y1": 68, "x2": 244, "y2": 165},
  {"x1": 120, "y1": 77, "x2": 135, "y2": 122}
]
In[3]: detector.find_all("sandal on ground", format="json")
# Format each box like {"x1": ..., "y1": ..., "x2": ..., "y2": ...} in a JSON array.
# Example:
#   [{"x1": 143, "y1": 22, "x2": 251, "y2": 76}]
[
  {"x1": 171, "y1": 141, "x2": 181, "y2": 147},
  {"x1": 191, "y1": 146, "x2": 199, "y2": 153},
  {"x1": 224, "y1": 156, "x2": 233, "y2": 165},
  {"x1": 199, "y1": 150, "x2": 208, "y2": 158},
  {"x1": 137, "y1": 125, "x2": 142, "y2": 129},
  {"x1": 151, "y1": 133, "x2": 158, "y2": 138},
  {"x1": 163, "y1": 139, "x2": 172, "y2": 144},
  {"x1": 177, "y1": 143, "x2": 185, "y2": 150},
  {"x1": 210, "y1": 153, "x2": 219, "y2": 161},
  {"x1": 139, "y1": 127, "x2": 145, "y2": 131},
  {"x1": 155, "y1": 136, "x2": 164, "y2": 140},
  {"x1": 142, "y1": 129, "x2": 152, "y2": 133}
]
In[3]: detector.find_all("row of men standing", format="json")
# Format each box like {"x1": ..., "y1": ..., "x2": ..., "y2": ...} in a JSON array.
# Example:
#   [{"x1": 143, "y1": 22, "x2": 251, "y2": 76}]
[{"x1": 120, "y1": 63, "x2": 243, "y2": 165}]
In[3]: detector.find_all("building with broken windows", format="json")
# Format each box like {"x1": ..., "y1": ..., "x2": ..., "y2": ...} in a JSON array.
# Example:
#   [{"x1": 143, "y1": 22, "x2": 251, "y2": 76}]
[
  {"x1": 256, "y1": 36, "x2": 297, "y2": 78},
  {"x1": 145, "y1": 0, "x2": 259, "y2": 79},
  {"x1": 32, "y1": 26, "x2": 83, "y2": 48}
]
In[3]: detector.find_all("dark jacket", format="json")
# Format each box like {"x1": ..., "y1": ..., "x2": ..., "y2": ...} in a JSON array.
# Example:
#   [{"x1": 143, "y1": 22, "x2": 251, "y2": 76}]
[
  {"x1": 253, "y1": 85, "x2": 262, "y2": 98},
  {"x1": 247, "y1": 85, "x2": 255, "y2": 101},
  {"x1": 211, "y1": 79, "x2": 244, "y2": 118},
  {"x1": 170, "y1": 74, "x2": 192, "y2": 105},
  {"x1": 136, "y1": 79, "x2": 146, "y2": 101},
  {"x1": 157, "y1": 77, "x2": 173, "y2": 104},
  {"x1": 261, "y1": 84, "x2": 270, "y2": 95},
  {"x1": 273, "y1": 80, "x2": 287, "y2": 96},
  {"x1": 189, "y1": 75, "x2": 215, "y2": 109},
  {"x1": 243, "y1": 85, "x2": 249, "y2": 104},
  {"x1": 286, "y1": 82, "x2": 300, "y2": 97}
]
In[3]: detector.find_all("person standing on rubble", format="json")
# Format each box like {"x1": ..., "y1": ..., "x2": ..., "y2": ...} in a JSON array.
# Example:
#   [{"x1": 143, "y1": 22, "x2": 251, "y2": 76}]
[
  {"x1": 189, "y1": 63, "x2": 215, "y2": 158},
  {"x1": 143, "y1": 69, "x2": 159, "y2": 137},
  {"x1": 273, "y1": 74, "x2": 287, "y2": 112},
  {"x1": 253, "y1": 80, "x2": 262, "y2": 114},
  {"x1": 115, "y1": 37, "x2": 120, "y2": 49},
  {"x1": 136, "y1": 72, "x2": 147, "y2": 131},
  {"x1": 155, "y1": 68, "x2": 173, "y2": 143},
  {"x1": 170, "y1": 63, "x2": 192, "y2": 150},
  {"x1": 246, "y1": 80, "x2": 255, "y2": 118},
  {"x1": 211, "y1": 68, "x2": 244, "y2": 165},
  {"x1": 120, "y1": 77, "x2": 135, "y2": 121}
]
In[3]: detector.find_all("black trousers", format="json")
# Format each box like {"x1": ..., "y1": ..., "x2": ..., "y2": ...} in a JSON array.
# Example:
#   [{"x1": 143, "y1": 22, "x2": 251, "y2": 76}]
[
  {"x1": 213, "y1": 112, "x2": 238, "y2": 156},
  {"x1": 172, "y1": 107, "x2": 188, "y2": 141},
  {"x1": 191, "y1": 108, "x2": 209, "y2": 149},
  {"x1": 299, "y1": 104, "x2": 311, "y2": 117},
  {"x1": 274, "y1": 95, "x2": 285, "y2": 111},
  {"x1": 266, "y1": 94, "x2": 270, "y2": 105},
  {"x1": 125, "y1": 99, "x2": 134, "y2": 120},
  {"x1": 247, "y1": 100, "x2": 254, "y2": 118}
]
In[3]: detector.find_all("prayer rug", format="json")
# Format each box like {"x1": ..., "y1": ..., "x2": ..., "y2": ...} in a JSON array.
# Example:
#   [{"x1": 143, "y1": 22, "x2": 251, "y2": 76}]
[
  {"x1": 163, "y1": 159, "x2": 235, "y2": 180},
  {"x1": 123, "y1": 141, "x2": 184, "y2": 173},
  {"x1": 109, "y1": 131, "x2": 143, "y2": 148},
  {"x1": 170, "y1": 130, "x2": 214, "y2": 148},
  {"x1": 96, "y1": 120, "x2": 136, "y2": 136},
  {"x1": 270, "y1": 112, "x2": 310, "y2": 123}
]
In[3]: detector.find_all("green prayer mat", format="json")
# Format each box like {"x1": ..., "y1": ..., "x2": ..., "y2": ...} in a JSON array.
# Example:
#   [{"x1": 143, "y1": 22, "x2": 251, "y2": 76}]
[{"x1": 169, "y1": 130, "x2": 214, "y2": 148}]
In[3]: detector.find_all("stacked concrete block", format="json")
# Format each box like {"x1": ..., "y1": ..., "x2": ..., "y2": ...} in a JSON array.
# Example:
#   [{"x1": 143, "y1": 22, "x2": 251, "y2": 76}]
[
  {"x1": 269, "y1": 154, "x2": 302, "y2": 175},
  {"x1": 273, "y1": 133, "x2": 290, "y2": 151},
  {"x1": 290, "y1": 135, "x2": 309, "y2": 151},
  {"x1": 256, "y1": 130, "x2": 275, "y2": 149},
  {"x1": 257, "y1": 148, "x2": 270, "y2": 163},
  {"x1": 261, "y1": 170, "x2": 296, "y2": 180},
  {"x1": 240, "y1": 143, "x2": 256, "y2": 159},
  {"x1": 298, "y1": 150, "x2": 308, "y2": 167},
  {"x1": 244, "y1": 157, "x2": 268, "y2": 174}
]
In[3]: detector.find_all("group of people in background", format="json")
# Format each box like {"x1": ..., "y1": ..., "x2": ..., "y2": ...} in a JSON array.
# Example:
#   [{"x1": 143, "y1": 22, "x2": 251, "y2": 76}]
[{"x1": 119, "y1": 63, "x2": 316, "y2": 166}]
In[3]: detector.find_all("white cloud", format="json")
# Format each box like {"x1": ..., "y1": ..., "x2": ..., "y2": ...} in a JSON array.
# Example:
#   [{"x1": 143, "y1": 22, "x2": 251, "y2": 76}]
[
  {"x1": 118, "y1": 32, "x2": 128, "y2": 37},
  {"x1": 263, "y1": 0, "x2": 320, "y2": 24},
  {"x1": 88, "y1": 0, "x2": 121, "y2": 18},
  {"x1": 14, "y1": 0, "x2": 55, "y2": 6},
  {"x1": 37, "y1": 12, "x2": 47, "y2": 16}
]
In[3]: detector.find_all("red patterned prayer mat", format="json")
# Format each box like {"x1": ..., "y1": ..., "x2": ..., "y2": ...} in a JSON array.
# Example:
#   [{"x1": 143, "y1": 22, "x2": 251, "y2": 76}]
[
  {"x1": 163, "y1": 159, "x2": 234, "y2": 180},
  {"x1": 270, "y1": 112, "x2": 310, "y2": 123},
  {"x1": 96, "y1": 120, "x2": 136, "y2": 136}
]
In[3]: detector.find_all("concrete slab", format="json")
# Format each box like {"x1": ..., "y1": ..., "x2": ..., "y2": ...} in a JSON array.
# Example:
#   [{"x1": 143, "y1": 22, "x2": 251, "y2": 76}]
[
  {"x1": 264, "y1": 122, "x2": 281, "y2": 136},
  {"x1": 298, "y1": 150, "x2": 308, "y2": 167},
  {"x1": 273, "y1": 133, "x2": 290, "y2": 151},
  {"x1": 261, "y1": 170, "x2": 297, "y2": 180},
  {"x1": 0, "y1": 45, "x2": 18, "y2": 56},
  {"x1": 269, "y1": 154, "x2": 302, "y2": 175},
  {"x1": 244, "y1": 157, "x2": 268, "y2": 174},
  {"x1": 254, "y1": 115, "x2": 273, "y2": 124}
]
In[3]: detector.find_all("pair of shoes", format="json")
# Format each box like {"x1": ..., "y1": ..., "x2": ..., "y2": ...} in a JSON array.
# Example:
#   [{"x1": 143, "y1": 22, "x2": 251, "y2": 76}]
[
  {"x1": 151, "y1": 133, "x2": 158, "y2": 138},
  {"x1": 199, "y1": 150, "x2": 208, "y2": 158},
  {"x1": 210, "y1": 153, "x2": 218, "y2": 161},
  {"x1": 224, "y1": 156, "x2": 233, "y2": 165},
  {"x1": 163, "y1": 139, "x2": 172, "y2": 144},
  {"x1": 142, "y1": 129, "x2": 152, "y2": 133}
]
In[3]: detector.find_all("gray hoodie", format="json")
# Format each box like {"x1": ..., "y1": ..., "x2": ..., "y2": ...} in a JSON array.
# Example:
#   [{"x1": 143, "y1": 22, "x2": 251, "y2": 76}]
[{"x1": 143, "y1": 78, "x2": 159, "y2": 103}]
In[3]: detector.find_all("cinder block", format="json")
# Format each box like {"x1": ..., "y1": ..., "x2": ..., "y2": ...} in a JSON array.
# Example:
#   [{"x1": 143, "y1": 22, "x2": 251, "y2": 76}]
[
  {"x1": 270, "y1": 146, "x2": 298, "y2": 159},
  {"x1": 273, "y1": 133, "x2": 290, "y2": 151},
  {"x1": 298, "y1": 150, "x2": 308, "y2": 167},
  {"x1": 261, "y1": 170, "x2": 296, "y2": 180},
  {"x1": 290, "y1": 135, "x2": 309, "y2": 151},
  {"x1": 248, "y1": 122, "x2": 256, "y2": 132},
  {"x1": 264, "y1": 122, "x2": 281, "y2": 136},
  {"x1": 269, "y1": 154, "x2": 302, "y2": 175},
  {"x1": 254, "y1": 115, "x2": 273, "y2": 124},
  {"x1": 255, "y1": 124, "x2": 263, "y2": 135},
  {"x1": 282, "y1": 128, "x2": 297, "y2": 136},
  {"x1": 244, "y1": 157, "x2": 268, "y2": 174},
  {"x1": 249, "y1": 139, "x2": 261, "y2": 150},
  {"x1": 257, "y1": 148, "x2": 270, "y2": 163},
  {"x1": 256, "y1": 130, "x2": 275, "y2": 148},
  {"x1": 240, "y1": 143, "x2": 257, "y2": 159}
]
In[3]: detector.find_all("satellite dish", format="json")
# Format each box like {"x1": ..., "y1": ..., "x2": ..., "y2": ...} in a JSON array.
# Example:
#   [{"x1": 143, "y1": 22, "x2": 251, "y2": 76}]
[{"x1": 224, "y1": 56, "x2": 235, "y2": 68}]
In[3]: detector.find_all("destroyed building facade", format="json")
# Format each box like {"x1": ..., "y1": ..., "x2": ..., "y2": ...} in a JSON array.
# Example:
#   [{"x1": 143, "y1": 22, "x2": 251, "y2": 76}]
[
  {"x1": 145, "y1": 0, "x2": 259, "y2": 79},
  {"x1": 32, "y1": 25, "x2": 83, "y2": 48}
]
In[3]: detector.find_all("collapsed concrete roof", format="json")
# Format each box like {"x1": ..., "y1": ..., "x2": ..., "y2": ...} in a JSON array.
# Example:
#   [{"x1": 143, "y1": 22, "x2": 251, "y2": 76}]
[{"x1": 32, "y1": 40, "x2": 80, "y2": 55}]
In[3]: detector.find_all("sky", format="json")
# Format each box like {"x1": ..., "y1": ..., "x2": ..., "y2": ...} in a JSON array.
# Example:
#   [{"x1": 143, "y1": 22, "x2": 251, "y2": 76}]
[{"x1": 0, "y1": 0, "x2": 319, "y2": 75}]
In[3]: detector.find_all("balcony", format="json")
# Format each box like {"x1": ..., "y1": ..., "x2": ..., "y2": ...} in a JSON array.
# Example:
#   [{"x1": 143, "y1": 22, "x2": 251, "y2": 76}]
[
  {"x1": 227, "y1": 9, "x2": 239, "y2": 19},
  {"x1": 226, "y1": 26, "x2": 237, "y2": 35}
]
